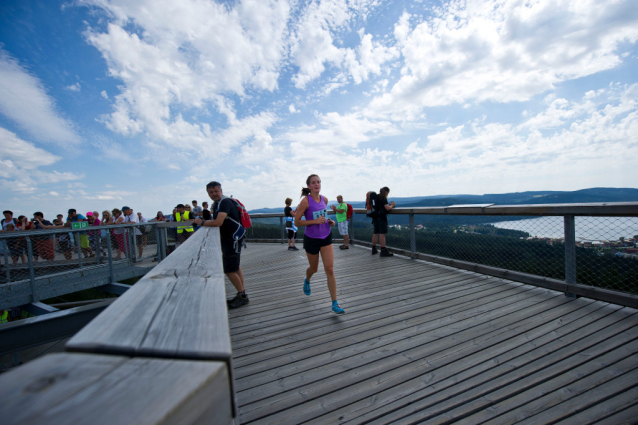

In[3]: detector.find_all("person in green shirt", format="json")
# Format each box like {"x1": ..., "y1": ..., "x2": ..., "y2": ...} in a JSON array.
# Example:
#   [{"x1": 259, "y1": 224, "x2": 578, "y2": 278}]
[{"x1": 331, "y1": 195, "x2": 350, "y2": 249}]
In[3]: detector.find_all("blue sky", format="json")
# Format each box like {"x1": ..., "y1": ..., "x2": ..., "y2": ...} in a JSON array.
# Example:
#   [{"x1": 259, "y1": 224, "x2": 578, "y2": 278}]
[{"x1": 1, "y1": 0, "x2": 637, "y2": 219}]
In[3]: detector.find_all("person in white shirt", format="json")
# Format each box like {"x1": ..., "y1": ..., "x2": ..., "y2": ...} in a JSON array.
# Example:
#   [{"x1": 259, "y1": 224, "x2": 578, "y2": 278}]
[
  {"x1": 122, "y1": 206, "x2": 143, "y2": 258},
  {"x1": 137, "y1": 212, "x2": 148, "y2": 247},
  {"x1": 191, "y1": 200, "x2": 203, "y2": 218}
]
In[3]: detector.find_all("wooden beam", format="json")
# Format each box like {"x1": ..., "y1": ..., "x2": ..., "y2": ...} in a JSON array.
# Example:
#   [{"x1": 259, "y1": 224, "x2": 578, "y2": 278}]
[{"x1": 0, "y1": 353, "x2": 232, "y2": 425}]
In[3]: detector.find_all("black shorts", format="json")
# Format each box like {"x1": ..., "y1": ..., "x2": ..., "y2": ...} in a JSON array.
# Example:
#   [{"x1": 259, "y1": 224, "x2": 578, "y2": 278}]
[
  {"x1": 136, "y1": 235, "x2": 143, "y2": 245},
  {"x1": 221, "y1": 239, "x2": 242, "y2": 274},
  {"x1": 287, "y1": 229, "x2": 296, "y2": 240},
  {"x1": 373, "y1": 217, "x2": 388, "y2": 234},
  {"x1": 58, "y1": 239, "x2": 72, "y2": 252},
  {"x1": 303, "y1": 233, "x2": 332, "y2": 255}
]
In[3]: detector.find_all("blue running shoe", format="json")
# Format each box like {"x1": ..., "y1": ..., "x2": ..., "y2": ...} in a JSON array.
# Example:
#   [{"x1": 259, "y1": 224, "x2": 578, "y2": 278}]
[
  {"x1": 303, "y1": 278, "x2": 311, "y2": 296},
  {"x1": 332, "y1": 300, "x2": 345, "y2": 314}
]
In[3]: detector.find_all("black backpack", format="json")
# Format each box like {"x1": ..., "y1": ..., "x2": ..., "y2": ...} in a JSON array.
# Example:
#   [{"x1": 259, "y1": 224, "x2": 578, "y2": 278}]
[{"x1": 366, "y1": 191, "x2": 380, "y2": 218}]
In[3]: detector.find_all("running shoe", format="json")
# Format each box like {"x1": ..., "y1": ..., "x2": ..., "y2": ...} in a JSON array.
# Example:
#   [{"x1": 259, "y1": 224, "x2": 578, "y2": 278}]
[
  {"x1": 227, "y1": 293, "x2": 249, "y2": 309},
  {"x1": 292, "y1": 246, "x2": 299, "y2": 251},
  {"x1": 303, "y1": 278, "x2": 311, "y2": 295},
  {"x1": 332, "y1": 300, "x2": 345, "y2": 314},
  {"x1": 380, "y1": 248, "x2": 394, "y2": 257}
]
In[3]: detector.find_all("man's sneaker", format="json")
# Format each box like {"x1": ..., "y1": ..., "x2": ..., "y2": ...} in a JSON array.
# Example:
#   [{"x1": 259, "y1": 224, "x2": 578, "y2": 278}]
[
  {"x1": 292, "y1": 246, "x2": 299, "y2": 251},
  {"x1": 332, "y1": 301, "x2": 345, "y2": 314},
  {"x1": 227, "y1": 293, "x2": 249, "y2": 309},
  {"x1": 371, "y1": 246, "x2": 378, "y2": 255},
  {"x1": 303, "y1": 278, "x2": 311, "y2": 296},
  {"x1": 288, "y1": 246, "x2": 293, "y2": 250},
  {"x1": 380, "y1": 248, "x2": 394, "y2": 257}
]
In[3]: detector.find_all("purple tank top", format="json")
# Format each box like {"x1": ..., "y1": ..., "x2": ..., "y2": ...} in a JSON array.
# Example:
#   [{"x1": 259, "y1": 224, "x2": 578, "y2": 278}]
[{"x1": 304, "y1": 195, "x2": 331, "y2": 239}]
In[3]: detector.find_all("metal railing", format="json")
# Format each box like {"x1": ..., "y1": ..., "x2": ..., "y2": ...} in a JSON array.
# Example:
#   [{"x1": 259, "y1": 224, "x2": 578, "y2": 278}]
[
  {"x1": 245, "y1": 202, "x2": 638, "y2": 307},
  {"x1": 0, "y1": 222, "x2": 164, "y2": 310}
]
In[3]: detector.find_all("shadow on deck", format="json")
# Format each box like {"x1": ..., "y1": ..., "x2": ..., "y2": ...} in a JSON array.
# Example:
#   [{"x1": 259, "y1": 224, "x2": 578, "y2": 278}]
[{"x1": 229, "y1": 243, "x2": 638, "y2": 425}]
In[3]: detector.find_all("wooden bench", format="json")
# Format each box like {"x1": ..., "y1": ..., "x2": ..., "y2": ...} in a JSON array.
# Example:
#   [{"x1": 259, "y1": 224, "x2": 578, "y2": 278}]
[{"x1": 0, "y1": 228, "x2": 235, "y2": 424}]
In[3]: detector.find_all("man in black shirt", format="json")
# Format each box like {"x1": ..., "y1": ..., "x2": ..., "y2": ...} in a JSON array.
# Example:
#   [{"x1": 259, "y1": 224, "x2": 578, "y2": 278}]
[
  {"x1": 195, "y1": 181, "x2": 248, "y2": 309},
  {"x1": 32, "y1": 212, "x2": 56, "y2": 261},
  {"x1": 372, "y1": 186, "x2": 396, "y2": 257},
  {"x1": 202, "y1": 202, "x2": 212, "y2": 220}
]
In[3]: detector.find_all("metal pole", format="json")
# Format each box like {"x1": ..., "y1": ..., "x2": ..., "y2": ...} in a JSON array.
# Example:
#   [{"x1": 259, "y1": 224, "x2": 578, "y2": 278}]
[
  {"x1": 280, "y1": 217, "x2": 284, "y2": 243},
  {"x1": 26, "y1": 238, "x2": 38, "y2": 302},
  {"x1": 155, "y1": 225, "x2": 162, "y2": 263},
  {"x1": 349, "y1": 217, "x2": 354, "y2": 246},
  {"x1": 564, "y1": 215, "x2": 577, "y2": 298},
  {"x1": 160, "y1": 225, "x2": 167, "y2": 262},
  {"x1": 410, "y1": 213, "x2": 416, "y2": 259},
  {"x1": 163, "y1": 228, "x2": 169, "y2": 259},
  {"x1": 95, "y1": 229, "x2": 101, "y2": 264},
  {"x1": 128, "y1": 228, "x2": 135, "y2": 262},
  {"x1": 106, "y1": 231, "x2": 115, "y2": 284},
  {"x1": 3, "y1": 240, "x2": 10, "y2": 283},
  {"x1": 76, "y1": 232, "x2": 83, "y2": 268}
]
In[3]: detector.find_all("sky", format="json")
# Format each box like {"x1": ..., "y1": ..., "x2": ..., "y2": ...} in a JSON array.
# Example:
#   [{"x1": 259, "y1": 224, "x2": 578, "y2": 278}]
[{"x1": 1, "y1": 0, "x2": 637, "y2": 219}]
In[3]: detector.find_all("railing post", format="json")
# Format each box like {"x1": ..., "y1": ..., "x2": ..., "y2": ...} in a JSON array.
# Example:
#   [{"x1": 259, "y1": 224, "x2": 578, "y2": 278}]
[
  {"x1": 564, "y1": 215, "x2": 577, "y2": 298},
  {"x1": 280, "y1": 217, "x2": 284, "y2": 243},
  {"x1": 106, "y1": 231, "x2": 115, "y2": 284},
  {"x1": 3, "y1": 240, "x2": 10, "y2": 283},
  {"x1": 163, "y1": 227, "x2": 169, "y2": 259},
  {"x1": 127, "y1": 228, "x2": 135, "y2": 262},
  {"x1": 410, "y1": 213, "x2": 416, "y2": 259},
  {"x1": 155, "y1": 225, "x2": 163, "y2": 263},
  {"x1": 95, "y1": 230, "x2": 101, "y2": 264},
  {"x1": 25, "y1": 238, "x2": 38, "y2": 302},
  {"x1": 349, "y1": 217, "x2": 354, "y2": 246},
  {"x1": 76, "y1": 232, "x2": 83, "y2": 268}
]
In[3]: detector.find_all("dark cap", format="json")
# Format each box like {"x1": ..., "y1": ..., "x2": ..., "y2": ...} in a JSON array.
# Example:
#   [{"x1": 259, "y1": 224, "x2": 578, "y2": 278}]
[
  {"x1": 122, "y1": 206, "x2": 131, "y2": 210},
  {"x1": 176, "y1": 204, "x2": 185, "y2": 209}
]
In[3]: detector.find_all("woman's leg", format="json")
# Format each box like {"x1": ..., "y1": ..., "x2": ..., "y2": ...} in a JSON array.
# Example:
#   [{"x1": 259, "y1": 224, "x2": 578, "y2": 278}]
[
  {"x1": 305, "y1": 252, "x2": 320, "y2": 281},
  {"x1": 319, "y1": 244, "x2": 337, "y2": 301}
]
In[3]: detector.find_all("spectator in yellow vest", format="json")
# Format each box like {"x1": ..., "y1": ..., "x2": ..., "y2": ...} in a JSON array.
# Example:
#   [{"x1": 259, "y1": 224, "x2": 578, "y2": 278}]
[{"x1": 174, "y1": 204, "x2": 194, "y2": 245}]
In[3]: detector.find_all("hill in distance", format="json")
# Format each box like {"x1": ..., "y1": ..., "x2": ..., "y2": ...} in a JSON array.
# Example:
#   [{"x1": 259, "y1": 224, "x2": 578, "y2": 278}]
[{"x1": 248, "y1": 187, "x2": 638, "y2": 214}]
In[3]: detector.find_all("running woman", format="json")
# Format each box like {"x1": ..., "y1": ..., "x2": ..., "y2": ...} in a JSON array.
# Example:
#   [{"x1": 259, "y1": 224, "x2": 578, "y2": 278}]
[{"x1": 295, "y1": 174, "x2": 345, "y2": 314}]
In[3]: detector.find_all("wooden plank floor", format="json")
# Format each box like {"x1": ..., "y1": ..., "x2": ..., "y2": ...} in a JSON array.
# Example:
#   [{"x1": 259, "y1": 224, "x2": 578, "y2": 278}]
[{"x1": 227, "y1": 243, "x2": 638, "y2": 425}]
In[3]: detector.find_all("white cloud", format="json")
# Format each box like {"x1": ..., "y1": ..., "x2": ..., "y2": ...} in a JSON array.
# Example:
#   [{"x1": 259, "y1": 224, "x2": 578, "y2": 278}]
[
  {"x1": 397, "y1": 83, "x2": 638, "y2": 193},
  {"x1": 0, "y1": 48, "x2": 82, "y2": 146},
  {"x1": 290, "y1": 0, "x2": 393, "y2": 88},
  {"x1": 0, "y1": 127, "x2": 84, "y2": 196},
  {"x1": 101, "y1": 90, "x2": 108, "y2": 99},
  {"x1": 66, "y1": 82, "x2": 81, "y2": 91},
  {"x1": 0, "y1": 127, "x2": 61, "y2": 170},
  {"x1": 343, "y1": 29, "x2": 399, "y2": 84},
  {"x1": 370, "y1": 0, "x2": 638, "y2": 117},
  {"x1": 83, "y1": 0, "x2": 290, "y2": 143},
  {"x1": 283, "y1": 110, "x2": 399, "y2": 150}
]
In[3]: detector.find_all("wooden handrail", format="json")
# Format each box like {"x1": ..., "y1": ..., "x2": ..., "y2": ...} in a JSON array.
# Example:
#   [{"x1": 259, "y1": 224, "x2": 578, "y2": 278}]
[{"x1": 0, "y1": 227, "x2": 235, "y2": 424}]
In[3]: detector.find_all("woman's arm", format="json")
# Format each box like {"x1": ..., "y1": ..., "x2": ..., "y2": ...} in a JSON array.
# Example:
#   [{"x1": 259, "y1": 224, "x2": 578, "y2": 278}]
[
  {"x1": 295, "y1": 197, "x2": 318, "y2": 227},
  {"x1": 34, "y1": 219, "x2": 57, "y2": 230}
]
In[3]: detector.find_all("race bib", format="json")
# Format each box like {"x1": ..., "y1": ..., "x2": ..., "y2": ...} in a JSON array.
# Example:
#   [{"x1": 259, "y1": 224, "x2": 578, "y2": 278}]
[{"x1": 312, "y1": 209, "x2": 328, "y2": 220}]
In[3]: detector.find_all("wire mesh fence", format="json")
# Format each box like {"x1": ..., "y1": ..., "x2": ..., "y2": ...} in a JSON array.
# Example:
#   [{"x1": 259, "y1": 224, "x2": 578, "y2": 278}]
[
  {"x1": 247, "y1": 212, "x2": 638, "y2": 297},
  {"x1": 0, "y1": 223, "x2": 168, "y2": 310}
]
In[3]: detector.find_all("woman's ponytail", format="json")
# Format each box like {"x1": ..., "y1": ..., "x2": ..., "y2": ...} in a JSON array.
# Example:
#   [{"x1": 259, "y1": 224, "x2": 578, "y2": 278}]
[{"x1": 301, "y1": 187, "x2": 311, "y2": 197}]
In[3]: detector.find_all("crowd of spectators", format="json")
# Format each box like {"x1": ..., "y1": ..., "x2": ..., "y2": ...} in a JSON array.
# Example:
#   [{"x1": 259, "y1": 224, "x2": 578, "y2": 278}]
[{"x1": 0, "y1": 200, "x2": 208, "y2": 264}]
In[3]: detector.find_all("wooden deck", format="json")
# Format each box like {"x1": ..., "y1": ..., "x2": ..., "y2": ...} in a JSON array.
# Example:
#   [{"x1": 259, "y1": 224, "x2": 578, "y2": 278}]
[{"x1": 229, "y1": 243, "x2": 638, "y2": 425}]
